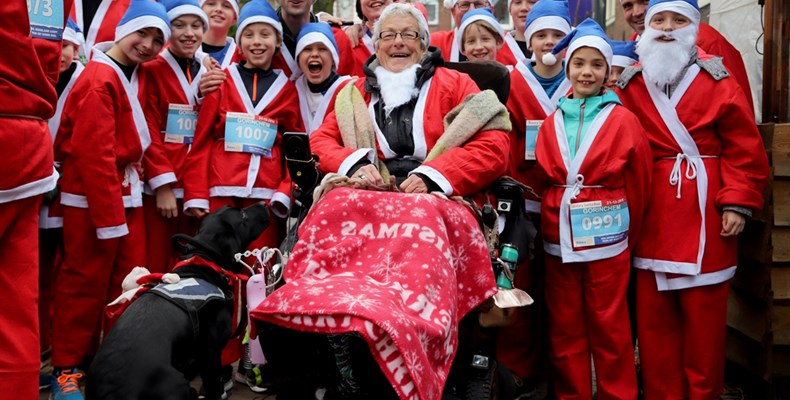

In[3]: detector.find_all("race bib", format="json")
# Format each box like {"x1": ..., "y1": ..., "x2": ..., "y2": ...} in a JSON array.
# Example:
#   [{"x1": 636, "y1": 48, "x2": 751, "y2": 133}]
[
  {"x1": 570, "y1": 198, "x2": 629, "y2": 248},
  {"x1": 164, "y1": 104, "x2": 198, "y2": 144},
  {"x1": 224, "y1": 112, "x2": 277, "y2": 157},
  {"x1": 27, "y1": 0, "x2": 64, "y2": 40},
  {"x1": 524, "y1": 120, "x2": 542, "y2": 161}
]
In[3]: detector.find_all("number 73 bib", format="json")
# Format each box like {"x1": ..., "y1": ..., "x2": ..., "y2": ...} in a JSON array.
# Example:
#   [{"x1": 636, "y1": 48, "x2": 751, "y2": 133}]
[
  {"x1": 570, "y1": 198, "x2": 629, "y2": 248},
  {"x1": 224, "y1": 112, "x2": 278, "y2": 158},
  {"x1": 28, "y1": 0, "x2": 64, "y2": 40}
]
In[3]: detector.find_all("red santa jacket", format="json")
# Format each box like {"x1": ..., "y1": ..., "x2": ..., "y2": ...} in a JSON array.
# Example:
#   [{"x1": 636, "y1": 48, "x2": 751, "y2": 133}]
[
  {"x1": 272, "y1": 26, "x2": 355, "y2": 78},
  {"x1": 535, "y1": 96, "x2": 652, "y2": 263},
  {"x1": 309, "y1": 66, "x2": 510, "y2": 197},
  {"x1": 181, "y1": 65, "x2": 304, "y2": 215},
  {"x1": 629, "y1": 22, "x2": 753, "y2": 116},
  {"x1": 430, "y1": 29, "x2": 518, "y2": 67},
  {"x1": 349, "y1": 30, "x2": 375, "y2": 78},
  {"x1": 70, "y1": 0, "x2": 131, "y2": 60},
  {"x1": 616, "y1": 50, "x2": 769, "y2": 290},
  {"x1": 294, "y1": 74, "x2": 352, "y2": 135},
  {"x1": 56, "y1": 44, "x2": 175, "y2": 239},
  {"x1": 506, "y1": 60, "x2": 571, "y2": 213},
  {"x1": 0, "y1": 0, "x2": 72, "y2": 204},
  {"x1": 142, "y1": 51, "x2": 208, "y2": 198}
]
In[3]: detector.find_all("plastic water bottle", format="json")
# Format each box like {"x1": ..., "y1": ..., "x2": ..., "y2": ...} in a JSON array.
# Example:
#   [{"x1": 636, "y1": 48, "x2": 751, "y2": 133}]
[{"x1": 496, "y1": 244, "x2": 518, "y2": 289}]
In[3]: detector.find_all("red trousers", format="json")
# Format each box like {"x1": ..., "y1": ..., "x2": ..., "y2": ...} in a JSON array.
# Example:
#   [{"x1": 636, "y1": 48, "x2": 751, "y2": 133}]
[
  {"x1": 209, "y1": 197, "x2": 280, "y2": 366},
  {"x1": 545, "y1": 251, "x2": 637, "y2": 400},
  {"x1": 0, "y1": 196, "x2": 42, "y2": 399},
  {"x1": 143, "y1": 195, "x2": 200, "y2": 274},
  {"x1": 495, "y1": 254, "x2": 544, "y2": 380},
  {"x1": 52, "y1": 206, "x2": 146, "y2": 368},
  {"x1": 39, "y1": 227, "x2": 62, "y2": 353},
  {"x1": 636, "y1": 269, "x2": 729, "y2": 400}
]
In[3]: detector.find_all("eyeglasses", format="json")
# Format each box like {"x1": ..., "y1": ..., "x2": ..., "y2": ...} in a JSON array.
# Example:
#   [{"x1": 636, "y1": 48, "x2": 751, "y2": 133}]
[
  {"x1": 456, "y1": 1, "x2": 488, "y2": 10},
  {"x1": 378, "y1": 31, "x2": 421, "y2": 41}
]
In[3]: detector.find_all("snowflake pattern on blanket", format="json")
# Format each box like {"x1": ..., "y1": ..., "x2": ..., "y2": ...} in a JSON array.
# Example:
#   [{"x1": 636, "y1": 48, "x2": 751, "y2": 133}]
[{"x1": 251, "y1": 187, "x2": 497, "y2": 400}]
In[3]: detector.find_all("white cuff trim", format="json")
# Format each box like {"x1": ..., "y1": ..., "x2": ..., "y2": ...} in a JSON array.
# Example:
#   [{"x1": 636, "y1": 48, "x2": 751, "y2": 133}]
[
  {"x1": 411, "y1": 165, "x2": 453, "y2": 196},
  {"x1": 148, "y1": 172, "x2": 177, "y2": 191},
  {"x1": 97, "y1": 223, "x2": 129, "y2": 239},
  {"x1": 338, "y1": 148, "x2": 376, "y2": 176},
  {"x1": 184, "y1": 198, "x2": 209, "y2": 212},
  {"x1": 270, "y1": 192, "x2": 291, "y2": 218}
]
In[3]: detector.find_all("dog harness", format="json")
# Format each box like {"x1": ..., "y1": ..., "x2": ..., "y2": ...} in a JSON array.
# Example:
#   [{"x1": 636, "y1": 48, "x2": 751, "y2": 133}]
[{"x1": 147, "y1": 277, "x2": 227, "y2": 340}]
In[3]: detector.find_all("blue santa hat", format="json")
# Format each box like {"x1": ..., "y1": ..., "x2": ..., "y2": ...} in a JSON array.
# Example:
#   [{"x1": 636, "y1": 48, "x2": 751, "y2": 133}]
[
  {"x1": 160, "y1": 0, "x2": 210, "y2": 31},
  {"x1": 456, "y1": 8, "x2": 505, "y2": 52},
  {"x1": 610, "y1": 40, "x2": 638, "y2": 68},
  {"x1": 199, "y1": 0, "x2": 239, "y2": 17},
  {"x1": 542, "y1": 18, "x2": 612, "y2": 72},
  {"x1": 235, "y1": 0, "x2": 283, "y2": 44},
  {"x1": 524, "y1": 0, "x2": 571, "y2": 44},
  {"x1": 296, "y1": 23, "x2": 340, "y2": 69},
  {"x1": 646, "y1": 0, "x2": 700, "y2": 26},
  {"x1": 63, "y1": 17, "x2": 85, "y2": 47},
  {"x1": 115, "y1": 0, "x2": 171, "y2": 43}
]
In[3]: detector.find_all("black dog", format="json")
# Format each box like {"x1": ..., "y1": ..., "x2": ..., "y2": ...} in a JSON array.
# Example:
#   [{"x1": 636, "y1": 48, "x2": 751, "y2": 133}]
[{"x1": 86, "y1": 203, "x2": 270, "y2": 400}]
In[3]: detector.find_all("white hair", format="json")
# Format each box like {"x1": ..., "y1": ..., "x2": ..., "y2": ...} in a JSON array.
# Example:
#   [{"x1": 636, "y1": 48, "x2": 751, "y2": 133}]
[{"x1": 372, "y1": 3, "x2": 431, "y2": 50}]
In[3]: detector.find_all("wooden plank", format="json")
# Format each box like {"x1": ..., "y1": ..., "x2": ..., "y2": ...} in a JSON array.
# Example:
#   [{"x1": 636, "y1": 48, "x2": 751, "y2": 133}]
[
  {"x1": 760, "y1": 124, "x2": 775, "y2": 154},
  {"x1": 774, "y1": 180, "x2": 790, "y2": 226},
  {"x1": 739, "y1": 219, "x2": 772, "y2": 264},
  {"x1": 727, "y1": 288, "x2": 771, "y2": 343},
  {"x1": 773, "y1": 227, "x2": 790, "y2": 262},
  {"x1": 774, "y1": 267, "x2": 790, "y2": 302},
  {"x1": 774, "y1": 124, "x2": 790, "y2": 176},
  {"x1": 733, "y1": 258, "x2": 771, "y2": 300},
  {"x1": 726, "y1": 329, "x2": 770, "y2": 381},
  {"x1": 774, "y1": 305, "x2": 790, "y2": 346},
  {"x1": 772, "y1": 345, "x2": 790, "y2": 376}
]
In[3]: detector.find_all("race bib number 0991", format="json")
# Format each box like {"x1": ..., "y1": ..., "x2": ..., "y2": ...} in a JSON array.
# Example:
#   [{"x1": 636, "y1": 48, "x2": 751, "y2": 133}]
[{"x1": 570, "y1": 198, "x2": 629, "y2": 248}]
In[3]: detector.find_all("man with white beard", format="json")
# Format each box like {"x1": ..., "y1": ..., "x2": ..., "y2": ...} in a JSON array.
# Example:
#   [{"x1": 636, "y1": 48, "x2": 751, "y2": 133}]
[{"x1": 615, "y1": 0, "x2": 769, "y2": 398}]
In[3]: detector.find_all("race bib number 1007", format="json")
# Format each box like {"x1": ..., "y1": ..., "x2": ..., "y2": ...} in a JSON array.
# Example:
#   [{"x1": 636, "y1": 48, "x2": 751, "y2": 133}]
[
  {"x1": 224, "y1": 112, "x2": 277, "y2": 157},
  {"x1": 570, "y1": 198, "x2": 629, "y2": 248}
]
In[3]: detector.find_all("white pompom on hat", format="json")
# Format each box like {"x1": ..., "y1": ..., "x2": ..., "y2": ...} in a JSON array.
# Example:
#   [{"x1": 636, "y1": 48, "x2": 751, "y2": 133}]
[{"x1": 541, "y1": 18, "x2": 612, "y2": 73}]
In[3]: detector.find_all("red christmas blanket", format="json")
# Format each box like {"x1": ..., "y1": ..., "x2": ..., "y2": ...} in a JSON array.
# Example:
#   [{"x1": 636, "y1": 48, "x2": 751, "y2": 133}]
[{"x1": 251, "y1": 187, "x2": 497, "y2": 400}]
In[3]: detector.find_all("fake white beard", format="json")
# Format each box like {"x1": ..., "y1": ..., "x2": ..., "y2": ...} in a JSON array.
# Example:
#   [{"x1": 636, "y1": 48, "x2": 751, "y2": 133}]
[
  {"x1": 374, "y1": 64, "x2": 421, "y2": 116},
  {"x1": 636, "y1": 24, "x2": 698, "y2": 87}
]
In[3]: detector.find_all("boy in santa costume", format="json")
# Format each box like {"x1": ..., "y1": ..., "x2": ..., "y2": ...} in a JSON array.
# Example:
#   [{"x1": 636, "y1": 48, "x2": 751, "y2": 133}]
[
  {"x1": 606, "y1": 40, "x2": 637, "y2": 89},
  {"x1": 535, "y1": 18, "x2": 652, "y2": 399},
  {"x1": 271, "y1": 0, "x2": 355, "y2": 78},
  {"x1": 141, "y1": 0, "x2": 212, "y2": 274},
  {"x1": 507, "y1": 0, "x2": 537, "y2": 63},
  {"x1": 0, "y1": 2, "x2": 72, "y2": 397},
  {"x1": 508, "y1": 0, "x2": 572, "y2": 208},
  {"x1": 200, "y1": 0, "x2": 239, "y2": 68},
  {"x1": 70, "y1": 0, "x2": 131, "y2": 61},
  {"x1": 293, "y1": 22, "x2": 353, "y2": 134},
  {"x1": 50, "y1": 1, "x2": 174, "y2": 398},
  {"x1": 431, "y1": 0, "x2": 519, "y2": 66},
  {"x1": 619, "y1": 0, "x2": 754, "y2": 115},
  {"x1": 38, "y1": 17, "x2": 86, "y2": 382},
  {"x1": 615, "y1": 0, "x2": 769, "y2": 398},
  {"x1": 456, "y1": 8, "x2": 506, "y2": 64}
]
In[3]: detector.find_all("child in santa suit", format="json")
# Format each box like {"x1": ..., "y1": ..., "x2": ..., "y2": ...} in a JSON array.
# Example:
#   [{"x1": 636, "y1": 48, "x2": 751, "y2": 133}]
[
  {"x1": 0, "y1": 2, "x2": 72, "y2": 397},
  {"x1": 50, "y1": 1, "x2": 174, "y2": 396},
  {"x1": 535, "y1": 18, "x2": 653, "y2": 399},
  {"x1": 70, "y1": 0, "x2": 131, "y2": 61},
  {"x1": 507, "y1": 0, "x2": 572, "y2": 216},
  {"x1": 454, "y1": 8, "x2": 544, "y2": 395},
  {"x1": 293, "y1": 22, "x2": 353, "y2": 135},
  {"x1": 181, "y1": 0, "x2": 303, "y2": 371},
  {"x1": 141, "y1": 0, "x2": 211, "y2": 274},
  {"x1": 39, "y1": 17, "x2": 86, "y2": 374},
  {"x1": 606, "y1": 40, "x2": 637, "y2": 89},
  {"x1": 200, "y1": 0, "x2": 240, "y2": 68},
  {"x1": 615, "y1": 0, "x2": 769, "y2": 398}
]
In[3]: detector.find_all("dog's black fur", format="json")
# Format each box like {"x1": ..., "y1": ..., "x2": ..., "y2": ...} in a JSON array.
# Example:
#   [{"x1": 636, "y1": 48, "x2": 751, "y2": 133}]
[{"x1": 86, "y1": 203, "x2": 270, "y2": 400}]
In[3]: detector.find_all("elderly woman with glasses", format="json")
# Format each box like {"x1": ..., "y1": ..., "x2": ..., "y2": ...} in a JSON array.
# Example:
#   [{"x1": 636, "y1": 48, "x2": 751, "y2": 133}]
[{"x1": 310, "y1": 2, "x2": 510, "y2": 197}]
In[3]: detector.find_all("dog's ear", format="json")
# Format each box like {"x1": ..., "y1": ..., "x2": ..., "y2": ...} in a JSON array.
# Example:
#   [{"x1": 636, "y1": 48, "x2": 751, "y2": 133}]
[{"x1": 172, "y1": 233, "x2": 196, "y2": 255}]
